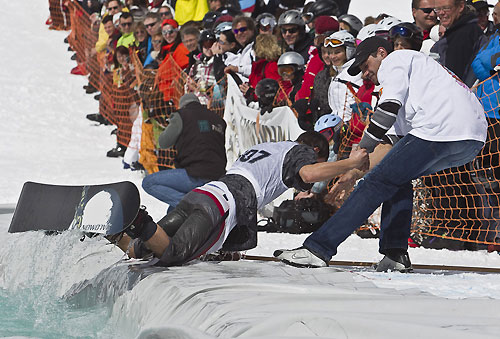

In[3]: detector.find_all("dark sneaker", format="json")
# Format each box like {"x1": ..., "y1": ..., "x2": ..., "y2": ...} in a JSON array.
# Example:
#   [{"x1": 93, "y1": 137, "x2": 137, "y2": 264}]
[
  {"x1": 94, "y1": 93, "x2": 101, "y2": 101},
  {"x1": 86, "y1": 113, "x2": 109, "y2": 125},
  {"x1": 106, "y1": 145, "x2": 127, "y2": 158},
  {"x1": 71, "y1": 53, "x2": 77, "y2": 61},
  {"x1": 376, "y1": 250, "x2": 412, "y2": 272},
  {"x1": 85, "y1": 86, "x2": 98, "y2": 94},
  {"x1": 274, "y1": 247, "x2": 328, "y2": 268}
]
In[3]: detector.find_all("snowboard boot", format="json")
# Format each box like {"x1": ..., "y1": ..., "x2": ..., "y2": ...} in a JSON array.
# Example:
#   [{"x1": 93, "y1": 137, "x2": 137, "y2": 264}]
[
  {"x1": 125, "y1": 206, "x2": 157, "y2": 242},
  {"x1": 376, "y1": 249, "x2": 412, "y2": 272},
  {"x1": 106, "y1": 144, "x2": 126, "y2": 157}
]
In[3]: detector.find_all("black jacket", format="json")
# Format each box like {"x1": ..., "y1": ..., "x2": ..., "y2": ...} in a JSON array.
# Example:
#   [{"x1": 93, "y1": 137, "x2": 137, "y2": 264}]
[{"x1": 431, "y1": 11, "x2": 486, "y2": 86}]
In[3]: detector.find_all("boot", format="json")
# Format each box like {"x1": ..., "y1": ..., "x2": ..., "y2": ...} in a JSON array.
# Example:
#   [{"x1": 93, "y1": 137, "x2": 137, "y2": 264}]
[
  {"x1": 106, "y1": 144, "x2": 127, "y2": 157},
  {"x1": 376, "y1": 248, "x2": 412, "y2": 272}
]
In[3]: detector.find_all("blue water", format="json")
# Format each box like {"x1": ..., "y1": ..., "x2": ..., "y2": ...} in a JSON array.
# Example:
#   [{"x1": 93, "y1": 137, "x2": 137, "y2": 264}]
[{"x1": 0, "y1": 287, "x2": 113, "y2": 338}]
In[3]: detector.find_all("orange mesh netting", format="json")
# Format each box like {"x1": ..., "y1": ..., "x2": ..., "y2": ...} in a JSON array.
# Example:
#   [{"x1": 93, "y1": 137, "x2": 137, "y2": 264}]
[{"x1": 48, "y1": 0, "x2": 71, "y2": 30}]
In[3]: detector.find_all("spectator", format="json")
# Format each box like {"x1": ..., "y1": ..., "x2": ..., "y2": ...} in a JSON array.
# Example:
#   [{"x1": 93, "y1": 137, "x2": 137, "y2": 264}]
[
  {"x1": 159, "y1": 19, "x2": 190, "y2": 69},
  {"x1": 431, "y1": 0, "x2": 486, "y2": 86},
  {"x1": 116, "y1": 12, "x2": 136, "y2": 48},
  {"x1": 277, "y1": 51, "x2": 305, "y2": 104},
  {"x1": 158, "y1": 5, "x2": 175, "y2": 20},
  {"x1": 470, "y1": 0, "x2": 495, "y2": 36},
  {"x1": 180, "y1": 26, "x2": 202, "y2": 69},
  {"x1": 338, "y1": 14, "x2": 364, "y2": 37},
  {"x1": 374, "y1": 16, "x2": 403, "y2": 38},
  {"x1": 212, "y1": 23, "x2": 241, "y2": 81},
  {"x1": 388, "y1": 22, "x2": 424, "y2": 51},
  {"x1": 296, "y1": 16, "x2": 339, "y2": 103},
  {"x1": 325, "y1": 30, "x2": 362, "y2": 123},
  {"x1": 302, "y1": 0, "x2": 339, "y2": 34},
  {"x1": 411, "y1": 0, "x2": 438, "y2": 39},
  {"x1": 144, "y1": 12, "x2": 162, "y2": 37},
  {"x1": 278, "y1": 10, "x2": 314, "y2": 63},
  {"x1": 255, "y1": 13, "x2": 277, "y2": 36},
  {"x1": 144, "y1": 33, "x2": 165, "y2": 68},
  {"x1": 133, "y1": 21, "x2": 149, "y2": 64},
  {"x1": 186, "y1": 30, "x2": 218, "y2": 104},
  {"x1": 240, "y1": 34, "x2": 281, "y2": 101},
  {"x1": 224, "y1": 15, "x2": 257, "y2": 78},
  {"x1": 142, "y1": 94, "x2": 227, "y2": 212}
]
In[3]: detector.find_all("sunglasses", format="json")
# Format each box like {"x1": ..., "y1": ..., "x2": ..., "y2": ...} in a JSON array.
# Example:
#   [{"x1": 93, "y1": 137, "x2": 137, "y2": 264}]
[
  {"x1": 323, "y1": 37, "x2": 344, "y2": 48},
  {"x1": 152, "y1": 39, "x2": 163, "y2": 44},
  {"x1": 163, "y1": 29, "x2": 177, "y2": 35},
  {"x1": 160, "y1": 11, "x2": 171, "y2": 16},
  {"x1": 145, "y1": 22, "x2": 157, "y2": 29},
  {"x1": 418, "y1": 7, "x2": 434, "y2": 14},
  {"x1": 433, "y1": 6, "x2": 454, "y2": 14},
  {"x1": 233, "y1": 26, "x2": 248, "y2": 34},
  {"x1": 121, "y1": 22, "x2": 133, "y2": 27},
  {"x1": 217, "y1": 38, "x2": 228, "y2": 45},
  {"x1": 107, "y1": 6, "x2": 119, "y2": 11},
  {"x1": 281, "y1": 27, "x2": 299, "y2": 34}
]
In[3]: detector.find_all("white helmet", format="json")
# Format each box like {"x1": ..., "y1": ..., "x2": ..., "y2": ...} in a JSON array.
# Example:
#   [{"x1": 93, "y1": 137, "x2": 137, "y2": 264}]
[
  {"x1": 376, "y1": 16, "x2": 402, "y2": 33},
  {"x1": 324, "y1": 30, "x2": 356, "y2": 60},
  {"x1": 314, "y1": 114, "x2": 343, "y2": 132},
  {"x1": 356, "y1": 23, "x2": 378, "y2": 44},
  {"x1": 214, "y1": 22, "x2": 232, "y2": 38},
  {"x1": 278, "y1": 51, "x2": 305, "y2": 68}
]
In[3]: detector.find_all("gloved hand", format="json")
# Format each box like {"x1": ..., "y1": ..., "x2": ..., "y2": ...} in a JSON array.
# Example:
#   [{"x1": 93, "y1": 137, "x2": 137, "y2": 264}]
[
  {"x1": 350, "y1": 102, "x2": 373, "y2": 121},
  {"x1": 293, "y1": 99, "x2": 313, "y2": 131}
]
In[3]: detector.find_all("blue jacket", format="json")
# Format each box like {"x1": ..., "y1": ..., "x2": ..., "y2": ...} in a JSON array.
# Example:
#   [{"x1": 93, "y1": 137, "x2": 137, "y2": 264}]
[{"x1": 472, "y1": 27, "x2": 500, "y2": 119}]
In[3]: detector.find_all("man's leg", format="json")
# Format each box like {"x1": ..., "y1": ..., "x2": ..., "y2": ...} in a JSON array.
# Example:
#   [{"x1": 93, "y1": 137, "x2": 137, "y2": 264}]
[
  {"x1": 142, "y1": 168, "x2": 209, "y2": 210},
  {"x1": 278, "y1": 136, "x2": 484, "y2": 264}
]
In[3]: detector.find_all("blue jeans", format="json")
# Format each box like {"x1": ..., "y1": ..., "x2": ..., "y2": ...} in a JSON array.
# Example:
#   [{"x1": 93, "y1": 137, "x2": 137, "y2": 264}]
[
  {"x1": 142, "y1": 168, "x2": 210, "y2": 212},
  {"x1": 304, "y1": 135, "x2": 484, "y2": 261}
]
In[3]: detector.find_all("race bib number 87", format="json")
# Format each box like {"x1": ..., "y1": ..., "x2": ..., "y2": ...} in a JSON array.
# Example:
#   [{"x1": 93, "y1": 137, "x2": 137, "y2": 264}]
[{"x1": 238, "y1": 149, "x2": 271, "y2": 163}]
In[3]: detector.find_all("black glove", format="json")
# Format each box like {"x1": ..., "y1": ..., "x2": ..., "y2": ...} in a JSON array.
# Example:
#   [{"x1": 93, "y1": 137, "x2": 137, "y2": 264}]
[{"x1": 126, "y1": 207, "x2": 157, "y2": 242}]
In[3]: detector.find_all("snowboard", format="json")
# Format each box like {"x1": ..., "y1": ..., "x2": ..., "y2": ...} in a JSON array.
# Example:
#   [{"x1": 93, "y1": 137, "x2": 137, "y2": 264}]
[{"x1": 9, "y1": 181, "x2": 140, "y2": 235}]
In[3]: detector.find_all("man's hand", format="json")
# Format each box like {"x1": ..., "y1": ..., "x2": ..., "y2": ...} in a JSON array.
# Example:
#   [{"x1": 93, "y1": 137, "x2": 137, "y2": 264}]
[
  {"x1": 325, "y1": 170, "x2": 359, "y2": 207},
  {"x1": 350, "y1": 146, "x2": 369, "y2": 172},
  {"x1": 295, "y1": 191, "x2": 315, "y2": 201}
]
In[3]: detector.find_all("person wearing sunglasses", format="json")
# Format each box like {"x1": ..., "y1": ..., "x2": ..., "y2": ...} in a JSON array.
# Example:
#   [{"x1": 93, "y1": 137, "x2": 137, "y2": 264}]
[
  {"x1": 144, "y1": 33, "x2": 165, "y2": 68},
  {"x1": 116, "y1": 12, "x2": 136, "y2": 48},
  {"x1": 223, "y1": 16, "x2": 256, "y2": 78},
  {"x1": 158, "y1": 19, "x2": 190, "y2": 70},
  {"x1": 212, "y1": 25, "x2": 240, "y2": 81},
  {"x1": 278, "y1": 10, "x2": 314, "y2": 64},
  {"x1": 158, "y1": 5, "x2": 174, "y2": 20},
  {"x1": 430, "y1": 0, "x2": 486, "y2": 86},
  {"x1": 411, "y1": 0, "x2": 438, "y2": 39}
]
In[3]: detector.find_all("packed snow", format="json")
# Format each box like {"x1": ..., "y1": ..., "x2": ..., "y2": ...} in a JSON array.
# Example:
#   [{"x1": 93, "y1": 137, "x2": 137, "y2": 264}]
[{"x1": 1, "y1": 1, "x2": 500, "y2": 338}]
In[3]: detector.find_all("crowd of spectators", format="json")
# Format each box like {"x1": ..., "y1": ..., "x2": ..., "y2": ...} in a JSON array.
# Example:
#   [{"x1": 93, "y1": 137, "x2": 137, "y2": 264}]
[{"x1": 50, "y1": 0, "x2": 500, "y2": 249}]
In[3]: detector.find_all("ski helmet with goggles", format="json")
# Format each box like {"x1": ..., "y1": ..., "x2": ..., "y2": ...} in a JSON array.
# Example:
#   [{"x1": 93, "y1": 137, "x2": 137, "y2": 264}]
[
  {"x1": 323, "y1": 30, "x2": 356, "y2": 60},
  {"x1": 277, "y1": 51, "x2": 305, "y2": 68},
  {"x1": 389, "y1": 22, "x2": 424, "y2": 51},
  {"x1": 338, "y1": 14, "x2": 363, "y2": 37},
  {"x1": 256, "y1": 13, "x2": 277, "y2": 31},
  {"x1": 356, "y1": 23, "x2": 377, "y2": 44},
  {"x1": 278, "y1": 10, "x2": 305, "y2": 27},
  {"x1": 375, "y1": 16, "x2": 402, "y2": 37},
  {"x1": 302, "y1": 0, "x2": 339, "y2": 24},
  {"x1": 314, "y1": 113, "x2": 343, "y2": 141}
]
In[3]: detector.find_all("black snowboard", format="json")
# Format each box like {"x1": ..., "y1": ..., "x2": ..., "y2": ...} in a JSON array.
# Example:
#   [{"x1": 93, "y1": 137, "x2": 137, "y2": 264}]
[{"x1": 9, "y1": 181, "x2": 140, "y2": 235}]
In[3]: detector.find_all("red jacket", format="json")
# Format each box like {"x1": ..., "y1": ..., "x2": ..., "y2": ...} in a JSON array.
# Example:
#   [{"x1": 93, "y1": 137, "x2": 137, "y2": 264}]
[
  {"x1": 249, "y1": 59, "x2": 280, "y2": 89},
  {"x1": 295, "y1": 49, "x2": 324, "y2": 101}
]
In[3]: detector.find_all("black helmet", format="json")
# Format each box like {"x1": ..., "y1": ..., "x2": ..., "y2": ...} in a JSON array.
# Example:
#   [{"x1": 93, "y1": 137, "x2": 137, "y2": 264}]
[
  {"x1": 199, "y1": 29, "x2": 216, "y2": 50},
  {"x1": 256, "y1": 79, "x2": 279, "y2": 114},
  {"x1": 202, "y1": 11, "x2": 222, "y2": 30},
  {"x1": 338, "y1": 14, "x2": 363, "y2": 36},
  {"x1": 303, "y1": 0, "x2": 339, "y2": 24},
  {"x1": 389, "y1": 22, "x2": 424, "y2": 51}
]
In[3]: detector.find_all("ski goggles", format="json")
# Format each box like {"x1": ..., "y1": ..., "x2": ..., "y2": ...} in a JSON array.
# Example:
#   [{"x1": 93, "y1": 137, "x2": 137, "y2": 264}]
[
  {"x1": 323, "y1": 37, "x2": 344, "y2": 48},
  {"x1": 389, "y1": 26, "x2": 416, "y2": 39},
  {"x1": 319, "y1": 127, "x2": 335, "y2": 142},
  {"x1": 278, "y1": 65, "x2": 295, "y2": 76}
]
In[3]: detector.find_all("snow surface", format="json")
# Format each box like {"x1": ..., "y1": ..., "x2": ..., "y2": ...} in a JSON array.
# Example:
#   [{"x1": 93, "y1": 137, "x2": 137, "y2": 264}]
[{"x1": 1, "y1": 1, "x2": 500, "y2": 338}]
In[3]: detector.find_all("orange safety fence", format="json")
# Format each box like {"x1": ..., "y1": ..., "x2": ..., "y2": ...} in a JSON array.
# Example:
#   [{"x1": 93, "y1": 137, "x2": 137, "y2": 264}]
[
  {"x1": 62, "y1": 4, "x2": 500, "y2": 247},
  {"x1": 48, "y1": 0, "x2": 71, "y2": 31}
]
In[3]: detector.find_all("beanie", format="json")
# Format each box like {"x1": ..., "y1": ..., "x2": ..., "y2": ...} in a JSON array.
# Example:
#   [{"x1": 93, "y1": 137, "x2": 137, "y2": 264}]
[{"x1": 315, "y1": 16, "x2": 339, "y2": 35}]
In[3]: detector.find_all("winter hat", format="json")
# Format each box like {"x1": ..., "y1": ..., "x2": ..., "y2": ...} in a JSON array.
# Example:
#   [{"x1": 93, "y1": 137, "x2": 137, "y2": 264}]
[
  {"x1": 179, "y1": 93, "x2": 200, "y2": 109},
  {"x1": 314, "y1": 16, "x2": 339, "y2": 35},
  {"x1": 162, "y1": 18, "x2": 178, "y2": 29}
]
